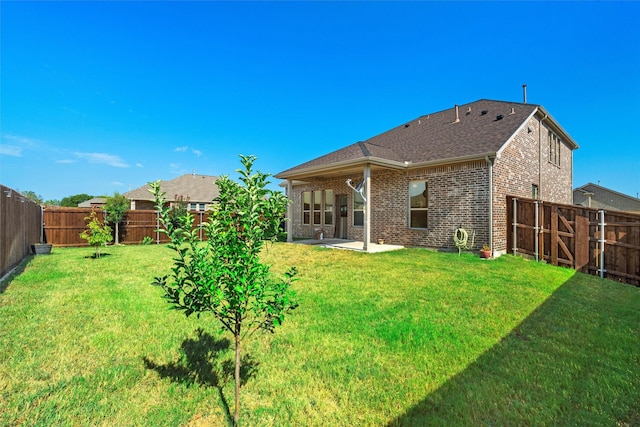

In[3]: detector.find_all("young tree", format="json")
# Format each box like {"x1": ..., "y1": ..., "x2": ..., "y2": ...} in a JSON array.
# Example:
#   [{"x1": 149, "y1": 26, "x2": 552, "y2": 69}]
[
  {"x1": 167, "y1": 194, "x2": 190, "y2": 231},
  {"x1": 80, "y1": 211, "x2": 113, "y2": 258},
  {"x1": 150, "y1": 155, "x2": 298, "y2": 426},
  {"x1": 104, "y1": 192, "x2": 129, "y2": 245}
]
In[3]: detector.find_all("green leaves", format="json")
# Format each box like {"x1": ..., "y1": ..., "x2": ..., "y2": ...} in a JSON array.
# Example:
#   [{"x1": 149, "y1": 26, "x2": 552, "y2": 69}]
[
  {"x1": 149, "y1": 155, "x2": 298, "y2": 334},
  {"x1": 79, "y1": 211, "x2": 113, "y2": 258},
  {"x1": 149, "y1": 155, "x2": 298, "y2": 425}
]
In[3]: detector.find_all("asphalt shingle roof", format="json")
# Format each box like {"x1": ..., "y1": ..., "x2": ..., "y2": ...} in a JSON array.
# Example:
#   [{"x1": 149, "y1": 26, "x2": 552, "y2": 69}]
[
  {"x1": 277, "y1": 99, "x2": 545, "y2": 178},
  {"x1": 573, "y1": 183, "x2": 640, "y2": 212},
  {"x1": 124, "y1": 174, "x2": 220, "y2": 202}
]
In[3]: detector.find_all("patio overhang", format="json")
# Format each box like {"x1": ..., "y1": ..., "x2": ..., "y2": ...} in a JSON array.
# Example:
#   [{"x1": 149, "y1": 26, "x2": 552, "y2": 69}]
[{"x1": 276, "y1": 152, "x2": 498, "y2": 182}]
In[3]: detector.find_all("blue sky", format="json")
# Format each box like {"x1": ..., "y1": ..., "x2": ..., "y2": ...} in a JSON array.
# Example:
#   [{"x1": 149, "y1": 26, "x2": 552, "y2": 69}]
[{"x1": 1, "y1": 1, "x2": 639, "y2": 201}]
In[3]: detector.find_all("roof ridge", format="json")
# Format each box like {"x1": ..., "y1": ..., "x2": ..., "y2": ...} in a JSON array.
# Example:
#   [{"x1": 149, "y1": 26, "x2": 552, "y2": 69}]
[
  {"x1": 577, "y1": 182, "x2": 639, "y2": 200},
  {"x1": 357, "y1": 141, "x2": 371, "y2": 157}
]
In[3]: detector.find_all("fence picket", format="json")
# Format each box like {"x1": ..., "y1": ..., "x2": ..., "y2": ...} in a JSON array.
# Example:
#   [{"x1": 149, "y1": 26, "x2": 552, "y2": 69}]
[{"x1": 507, "y1": 196, "x2": 640, "y2": 286}]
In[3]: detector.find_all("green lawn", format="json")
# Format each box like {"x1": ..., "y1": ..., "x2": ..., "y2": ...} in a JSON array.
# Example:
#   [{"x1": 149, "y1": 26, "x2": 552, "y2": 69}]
[{"x1": 1, "y1": 244, "x2": 638, "y2": 426}]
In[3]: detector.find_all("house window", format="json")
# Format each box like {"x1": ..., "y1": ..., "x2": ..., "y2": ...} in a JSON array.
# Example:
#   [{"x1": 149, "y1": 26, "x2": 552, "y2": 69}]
[
  {"x1": 353, "y1": 191, "x2": 364, "y2": 227},
  {"x1": 302, "y1": 191, "x2": 311, "y2": 225},
  {"x1": 548, "y1": 130, "x2": 561, "y2": 167},
  {"x1": 199, "y1": 203, "x2": 205, "y2": 211},
  {"x1": 302, "y1": 190, "x2": 333, "y2": 226},
  {"x1": 313, "y1": 191, "x2": 322, "y2": 225},
  {"x1": 409, "y1": 181, "x2": 428, "y2": 229},
  {"x1": 324, "y1": 190, "x2": 333, "y2": 226},
  {"x1": 532, "y1": 184, "x2": 539, "y2": 199},
  {"x1": 189, "y1": 203, "x2": 197, "y2": 211}
]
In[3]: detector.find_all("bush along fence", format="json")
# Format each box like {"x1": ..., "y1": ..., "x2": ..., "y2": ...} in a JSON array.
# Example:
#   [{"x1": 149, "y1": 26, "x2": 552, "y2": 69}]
[
  {"x1": 507, "y1": 196, "x2": 640, "y2": 286},
  {"x1": 43, "y1": 207, "x2": 210, "y2": 247},
  {"x1": 0, "y1": 185, "x2": 43, "y2": 279}
]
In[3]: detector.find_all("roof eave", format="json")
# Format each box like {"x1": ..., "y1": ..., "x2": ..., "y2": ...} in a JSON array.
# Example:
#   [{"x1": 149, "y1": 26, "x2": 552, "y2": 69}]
[
  {"x1": 275, "y1": 156, "x2": 407, "y2": 180},
  {"x1": 277, "y1": 153, "x2": 498, "y2": 182},
  {"x1": 407, "y1": 152, "x2": 497, "y2": 169},
  {"x1": 536, "y1": 106, "x2": 579, "y2": 149}
]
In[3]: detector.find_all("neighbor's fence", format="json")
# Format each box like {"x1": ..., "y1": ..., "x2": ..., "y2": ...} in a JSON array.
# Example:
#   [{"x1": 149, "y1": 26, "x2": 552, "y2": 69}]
[
  {"x1": 43, "y1": 207, "x2": 211, "y2": 247},
  {"x1": 0, "y1": 185, "x2": 43, "y2": 279},
  {"x1": 507, "y1": 196, "x2": 640, "y2": 286}
]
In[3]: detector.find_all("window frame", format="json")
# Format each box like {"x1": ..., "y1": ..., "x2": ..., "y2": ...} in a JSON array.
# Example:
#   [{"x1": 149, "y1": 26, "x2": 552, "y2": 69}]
[
  {"x1": 324, "y1": 190, "x2": 334, "y2": 226},
  {"x1": 408, "y1": 180, "x2": 429, "y2": 230},
  {"x1": 353, "y1": 191, "x2": 364, "y2": 227},
  {"x1": 312, "y1": 190, "x2": 322, "y2": 225},
  {"x1": 302, "y1": 191, "x2": 311, "y2": 225},
  {"x1": 548, "y1": 130, "x2": 561, "y2": 167},
  {"x1": 302, "y1": 189, "x2": 334, "y2": 226}
]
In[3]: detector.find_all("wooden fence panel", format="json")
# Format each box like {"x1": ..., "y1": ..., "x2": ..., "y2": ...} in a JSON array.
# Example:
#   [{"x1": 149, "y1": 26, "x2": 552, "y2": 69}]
[
  {"x1": 0, "y1": 185, "x2": 43, "y2": 278},
  {"x1": 508, "y1": 196, "x2": 640, "y2": 286},
  {"x1": 44, "y1": 207, "x2": 102, "y2": 247},
  {"x1": 43, "y1": 208, "x2": 210, "y2": 247}
]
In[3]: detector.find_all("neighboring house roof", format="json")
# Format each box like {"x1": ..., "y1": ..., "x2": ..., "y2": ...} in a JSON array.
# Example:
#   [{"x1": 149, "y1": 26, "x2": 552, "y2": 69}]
[
  {"x1": 276, "y1": 99, "x2": 578, "y2": 180},
  {"x1": 78, "y1": 197, "x2": 106, "y2": 207},
  {"x1": 124, "y1": 173, "x2": 220, "y2": 202},
  {"x1": 573, "y1": 183, "x2": 640, "y2": 212}
]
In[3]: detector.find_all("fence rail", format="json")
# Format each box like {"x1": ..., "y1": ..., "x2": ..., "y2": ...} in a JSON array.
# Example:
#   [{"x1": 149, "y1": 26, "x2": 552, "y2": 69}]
[
  {"x1": 43, "y1": 207, "x2": 210, "y2": 247},
  {"x1": 507, "y1": 196, "x2": 640, "y2": 286},
  {"x1": 0, "y1": 185, "x2": 43, "y2": 279}
]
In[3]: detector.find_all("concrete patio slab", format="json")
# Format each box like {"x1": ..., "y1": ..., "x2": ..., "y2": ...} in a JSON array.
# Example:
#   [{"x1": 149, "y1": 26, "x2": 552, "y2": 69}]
[{"x1": 293, "y1": 238, "x2": 404, "y2": 253}]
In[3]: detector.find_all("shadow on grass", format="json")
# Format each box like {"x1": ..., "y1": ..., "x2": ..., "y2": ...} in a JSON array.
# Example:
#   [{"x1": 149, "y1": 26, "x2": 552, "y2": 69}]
[
  {"x1": 143, "y1": 328, "x2": 259, "y2": 424},
  {"x1": 387, "y1": 273, "x2": 640, "y2": 426},
  {"x1": 0, "y1": 255, "x2": 33, "y2": 294},
  {"x1": 84, "y1": 253, "x2": 112, "y2": 259}
]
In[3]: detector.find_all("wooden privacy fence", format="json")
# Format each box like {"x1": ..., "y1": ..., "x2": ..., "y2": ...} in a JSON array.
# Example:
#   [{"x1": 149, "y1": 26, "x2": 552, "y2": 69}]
[
  {"x1": 43, "y1": 207, "x2": 210, "y2": 247},
  {"x1": 507, "y1": 196, "x2": 640, "y2": 286},
  {"x1": 0, "y1": 185, "x2": 43, "y2": 278}
]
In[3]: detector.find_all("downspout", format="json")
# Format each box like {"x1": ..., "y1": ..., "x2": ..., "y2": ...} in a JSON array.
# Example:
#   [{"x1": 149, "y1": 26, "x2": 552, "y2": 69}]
[
  {"x1": 286, "y1": 179, "x2": 293, "y2": 243},
  {"x1": 485, "y1": 156, "x2": 494, "y2": 255}
]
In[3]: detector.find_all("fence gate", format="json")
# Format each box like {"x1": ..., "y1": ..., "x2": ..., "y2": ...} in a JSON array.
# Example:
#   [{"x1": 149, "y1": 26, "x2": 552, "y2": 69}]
[{"x1": 508, "y1": 196, "x2": 640, "y2": 286}]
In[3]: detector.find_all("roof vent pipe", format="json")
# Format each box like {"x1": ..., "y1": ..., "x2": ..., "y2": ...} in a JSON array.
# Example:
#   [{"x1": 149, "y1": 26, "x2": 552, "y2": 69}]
[
  {"x1": 522, "y1": 84, "x2": 527, "y2": 104},
  {"x1": 455, "y1": 104, "x2": 460, "y2": 123}
]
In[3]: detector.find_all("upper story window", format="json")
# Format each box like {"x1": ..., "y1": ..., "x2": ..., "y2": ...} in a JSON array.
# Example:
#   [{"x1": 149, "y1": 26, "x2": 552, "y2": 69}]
[
  {"x1": 409, "y1": 180, "x2": 428, "y2": 229},
  {"x1": 189, "y1": 203, "x2": 207, "y2": 211},
  {"x1": 548, "y1": 130, "x2": 561, "y2": 167}
]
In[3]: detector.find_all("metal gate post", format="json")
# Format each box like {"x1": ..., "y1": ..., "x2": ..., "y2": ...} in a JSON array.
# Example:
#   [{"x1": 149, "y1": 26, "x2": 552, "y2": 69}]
[
  {"x1": 156, "y1": 210, "x2": 160, "y2": 244},
  {"x1": 599, "y1": 210, "x2": 606, "y2": 278},
  {"x1": 534, "y1": 200, "x2": 540, "y2": 262},
  {"x1": 512, "y1": 198, "x2": 518, "y2": 256}
]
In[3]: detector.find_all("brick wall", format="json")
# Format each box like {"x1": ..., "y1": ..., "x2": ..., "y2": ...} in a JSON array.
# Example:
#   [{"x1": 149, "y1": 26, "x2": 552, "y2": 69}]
[
  {"x1": 286, "y1": 114, "x2": 573, "y2": 253},
  {"x1": 493, "y1": 115, "x2": 573, "y2": 253},
  {"x1": 288, "y1": 160, "x2": 491, "y2": 250}
]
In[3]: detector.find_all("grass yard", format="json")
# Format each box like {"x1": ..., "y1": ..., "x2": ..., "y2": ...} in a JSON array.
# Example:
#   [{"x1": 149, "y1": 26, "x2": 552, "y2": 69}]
[{"x1": 0, "y1": 243, "x2": 638, "y2": 426}]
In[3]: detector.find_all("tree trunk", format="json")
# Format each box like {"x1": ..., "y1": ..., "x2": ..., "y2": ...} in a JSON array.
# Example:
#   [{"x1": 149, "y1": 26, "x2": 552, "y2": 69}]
[
  {"x1": 115, "y1": 222, "x2": 120, "y2": 245},
  {"x1": 234, "y1": 331, "x2": 241, "y2": 426}
]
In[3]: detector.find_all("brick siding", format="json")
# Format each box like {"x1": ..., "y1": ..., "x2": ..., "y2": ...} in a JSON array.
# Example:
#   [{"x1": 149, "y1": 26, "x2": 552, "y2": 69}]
[{"x1": 287, "y1": 115, "x2": 573, "y2": 252}]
